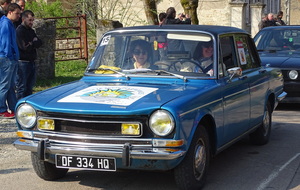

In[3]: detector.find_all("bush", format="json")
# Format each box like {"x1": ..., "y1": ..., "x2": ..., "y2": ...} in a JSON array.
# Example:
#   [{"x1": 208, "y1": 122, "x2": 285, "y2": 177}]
[{"x1": 26, "y1": 0, "x2": 71, "y2": 18}]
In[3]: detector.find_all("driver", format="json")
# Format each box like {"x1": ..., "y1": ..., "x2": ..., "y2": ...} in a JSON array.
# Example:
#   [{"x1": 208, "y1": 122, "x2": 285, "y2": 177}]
[{"x1": 125, "y1": 39, "x2": 158, "y2": 70}]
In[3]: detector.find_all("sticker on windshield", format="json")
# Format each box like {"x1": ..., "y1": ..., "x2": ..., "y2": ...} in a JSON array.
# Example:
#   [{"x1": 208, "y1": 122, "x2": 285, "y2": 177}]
[
  {"x1": 100, "y1": 35, "x2": 111, "y2": 46},
  {"x1": 58, "y1": 86, "x2": 158, "y2": 106}
]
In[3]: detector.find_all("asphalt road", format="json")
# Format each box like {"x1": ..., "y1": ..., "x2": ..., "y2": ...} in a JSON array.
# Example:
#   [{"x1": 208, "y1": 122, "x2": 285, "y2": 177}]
[{"x1": 0, "y1": 104, "x2": 299, "y2": 190}]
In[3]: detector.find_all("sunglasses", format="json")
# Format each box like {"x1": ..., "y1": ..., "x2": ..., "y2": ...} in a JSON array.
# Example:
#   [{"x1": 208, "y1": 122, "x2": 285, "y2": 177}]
[{"x1": 133, "y1": 50, "x2": 147, "y2": 55}]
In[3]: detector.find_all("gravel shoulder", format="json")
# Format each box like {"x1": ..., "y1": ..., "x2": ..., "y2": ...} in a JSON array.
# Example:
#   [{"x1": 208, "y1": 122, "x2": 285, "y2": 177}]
[{"x1": 0, "y1": 119, "x2": 31, "y2": 173}]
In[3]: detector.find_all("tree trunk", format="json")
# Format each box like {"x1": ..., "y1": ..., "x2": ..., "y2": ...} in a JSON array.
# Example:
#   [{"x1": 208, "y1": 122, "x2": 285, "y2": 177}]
[
  {"x1": 180, "y1": 0, "x2": 199, "y2": 25},
  {"x1": 143, "y1": 0, "x2": 158, "y2": 25}
]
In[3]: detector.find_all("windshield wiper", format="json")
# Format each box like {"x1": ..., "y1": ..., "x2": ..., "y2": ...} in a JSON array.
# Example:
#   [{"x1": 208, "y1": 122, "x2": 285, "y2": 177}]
[
  {"x1": 86, "y1": 68, "x2": 130, "y2": 80},
  {"x1": 156, "y1": 70, "x2": 187, "y2": 82}
]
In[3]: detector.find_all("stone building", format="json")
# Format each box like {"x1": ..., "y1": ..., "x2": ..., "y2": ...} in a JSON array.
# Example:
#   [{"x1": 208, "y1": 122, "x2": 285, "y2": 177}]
[
  {"x1": 93, "y1": 0, "x2": 295, "y2": 36},
  {"x1": 32, "y1": 0, "x2": 299, "y2": 39},
  {"x1": 37, "y1": 1, "x2": 298, "y2": 35}
]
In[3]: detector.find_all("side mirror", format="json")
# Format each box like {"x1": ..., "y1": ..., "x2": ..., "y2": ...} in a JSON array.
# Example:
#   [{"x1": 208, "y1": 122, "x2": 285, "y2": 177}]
[{"x1": 227, "y1": 67, "x2": 242, "y2": 82}]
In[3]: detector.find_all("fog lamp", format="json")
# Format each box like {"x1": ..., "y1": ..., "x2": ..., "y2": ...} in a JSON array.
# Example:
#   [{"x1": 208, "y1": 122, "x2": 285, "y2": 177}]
[
  {"x1": 121, "y1": 123, "x2": 140, "y2": 135},
  {"x1": 37, "y1": 119, "x2": 55, "y2": 130}
]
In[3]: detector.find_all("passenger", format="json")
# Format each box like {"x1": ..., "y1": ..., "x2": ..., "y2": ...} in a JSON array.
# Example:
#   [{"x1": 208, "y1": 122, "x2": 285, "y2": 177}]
[
  {"x1": 127, "y1": 39, "x2": 157, "y2": 69},
  {"x1": 193, "y1": 41, "x2": 214, "y2": 76}
]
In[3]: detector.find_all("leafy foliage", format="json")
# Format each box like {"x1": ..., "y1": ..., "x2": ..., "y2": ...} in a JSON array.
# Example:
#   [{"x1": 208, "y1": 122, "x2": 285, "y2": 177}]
[
  {"x1": 26, "y1": 0, "x2": 71, "y2": 18},
  {"x1": 34, "y1": 60, "x2": 87, "y2": 92}
]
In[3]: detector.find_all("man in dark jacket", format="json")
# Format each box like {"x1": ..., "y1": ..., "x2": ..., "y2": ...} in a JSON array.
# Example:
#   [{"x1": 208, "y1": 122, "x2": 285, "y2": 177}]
[
  {"x1": 163, "y1": 7, "x2": 191, "y2": 25},
  {"x1": 260, "y1": 13, "x2": 277, "y2": 29},
  {"x1": 14, "y1": 0, "x2": 25, "y2": 28},
  {"x1": 16, "y1": 10, "x2": 42, "y2": 99}
]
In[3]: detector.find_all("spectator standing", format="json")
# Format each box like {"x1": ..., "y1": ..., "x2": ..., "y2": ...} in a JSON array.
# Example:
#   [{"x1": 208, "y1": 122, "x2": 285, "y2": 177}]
[
  {"x1": 258, "y1": 14, "x2": 267, "y2": 30},
  {"x1": 158, "y1": 12, "x2": 166, "y2": 25},
  {"x1": 16, "y1": 10, "x2": 42, "y2": 100},
  {"x1": 162, "y1": 7, "x2": 191, "y2": 25},
  {"x1": 0, "y1": 3, "x2": 21, "y2": 118},
  {"x1": 14, "y1": 0, "x2": 25, "y2": 27},
  {"x1": 276, "y1": 11, "x2": 286, "y2": 26},
  {"x1": 0, "y1": 0, "x2": 11, "y2": 18},
  {"x1": 259, "y1": 13, "x2": 277, "y2": 29}
]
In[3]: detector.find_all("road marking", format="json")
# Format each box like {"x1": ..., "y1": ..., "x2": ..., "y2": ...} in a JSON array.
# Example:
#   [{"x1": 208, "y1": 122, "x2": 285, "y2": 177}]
[{"x1": 257, "y1": 153, "x2": 300, "y2": 190}]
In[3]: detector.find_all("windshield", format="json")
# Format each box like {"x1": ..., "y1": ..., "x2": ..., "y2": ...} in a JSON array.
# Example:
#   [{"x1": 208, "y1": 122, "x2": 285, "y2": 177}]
[
  {"x1": 255, "y1": 29, "x2": 300, "y2": 52},
  {"x1": 86, "y1": 30, "x2": 215, "y2": 78}
]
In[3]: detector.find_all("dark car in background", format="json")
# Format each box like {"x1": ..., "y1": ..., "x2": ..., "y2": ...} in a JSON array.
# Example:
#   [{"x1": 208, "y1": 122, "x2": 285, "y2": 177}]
[{"x1": 254, "y1": 26, "x2": 300, "y2": 103}]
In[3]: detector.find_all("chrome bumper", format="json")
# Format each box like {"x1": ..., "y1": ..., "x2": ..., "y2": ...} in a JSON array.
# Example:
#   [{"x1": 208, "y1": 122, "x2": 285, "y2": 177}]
[
  {"x1": 14, "y1": 137, "x2": 185, "y2": 166},
  {"x1": 277, "y1": 91, "x2": 287, "y2": 102}
]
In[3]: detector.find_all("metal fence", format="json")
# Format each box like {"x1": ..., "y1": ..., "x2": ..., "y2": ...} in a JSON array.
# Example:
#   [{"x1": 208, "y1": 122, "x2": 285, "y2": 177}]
[{"x1": 43, "y1": 15, "x2": 88, "y2": 63}]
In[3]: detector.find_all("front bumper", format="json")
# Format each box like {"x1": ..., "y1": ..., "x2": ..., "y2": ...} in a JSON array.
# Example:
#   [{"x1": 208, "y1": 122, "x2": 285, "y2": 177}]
[
  {"x1": 13, "y1": 130, "x2": 186, "y2": 169},
  {"x1": 282, "y1": 81, "x2": 300, "y2": 103}
]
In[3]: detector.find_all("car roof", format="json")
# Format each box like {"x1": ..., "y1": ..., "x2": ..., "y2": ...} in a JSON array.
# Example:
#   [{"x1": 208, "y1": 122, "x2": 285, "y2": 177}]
[
  {"x1": 259, "y1": 25, "x2": 300, "y2": 31},
  {"x1": 109, "y1": 25, "x2": 249, "y2": 36}
]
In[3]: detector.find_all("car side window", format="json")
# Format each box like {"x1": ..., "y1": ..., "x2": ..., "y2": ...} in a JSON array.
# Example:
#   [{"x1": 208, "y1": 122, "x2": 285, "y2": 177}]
[
  {"x1": 234, "y1": 35, "x2": 260, "y2": 70},
  {"x1": 219, "y1": 36, "x2": 238, "y2": 77}
]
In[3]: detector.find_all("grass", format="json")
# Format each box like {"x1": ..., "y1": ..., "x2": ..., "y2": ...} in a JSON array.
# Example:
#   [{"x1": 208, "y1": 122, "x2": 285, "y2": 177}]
[{"x1": 34, "y1": 60, "x2": 87, "y2": 92}]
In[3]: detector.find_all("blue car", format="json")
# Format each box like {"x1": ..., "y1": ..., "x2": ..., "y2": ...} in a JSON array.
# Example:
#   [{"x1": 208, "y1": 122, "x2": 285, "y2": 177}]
[
  {"x1": 254, "y1": 26, "x2": 300, "y2": 103},
  {"x1": 14, "y1": 25, "x2": 285, "y2": 190}
]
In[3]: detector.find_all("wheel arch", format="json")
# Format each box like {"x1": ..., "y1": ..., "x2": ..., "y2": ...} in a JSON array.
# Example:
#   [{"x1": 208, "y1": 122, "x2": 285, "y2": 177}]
[
  {"x1": 198, "y1": 114, "x2": 217, "y2": 156},
  {"x1": 267, "y1": 92, "x2": 276, "y2": 112}
]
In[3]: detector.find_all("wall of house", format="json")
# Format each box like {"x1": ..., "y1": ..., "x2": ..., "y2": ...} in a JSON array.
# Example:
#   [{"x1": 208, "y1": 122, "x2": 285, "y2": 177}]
[
  {"x1": 281, "y1": 0, "x2": 300, "y2": 25},
  {"x1": 157, "y1": 0, "x2": 232, "y2": 26}
]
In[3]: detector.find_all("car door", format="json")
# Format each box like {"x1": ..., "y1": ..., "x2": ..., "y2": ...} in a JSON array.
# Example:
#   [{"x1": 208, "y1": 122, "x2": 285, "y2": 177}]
[
  {"x1": 234, "y1": 34, "x2": 269, "y2": 128},
  {"x1": 218, "y1": 35, "x2": 251, "y2": 145}
]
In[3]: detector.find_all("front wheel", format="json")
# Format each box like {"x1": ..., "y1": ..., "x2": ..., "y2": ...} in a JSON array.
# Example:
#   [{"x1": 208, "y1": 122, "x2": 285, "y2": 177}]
[
  {"x1": 31, "y1": 152, "x2": 68, "y2": 180},
  {"x1": 174, "y1": 126, "x2": 210, "y2": 190},
  {"x1": 249, "y1": 102, "x2": 272, "y2": 145}
]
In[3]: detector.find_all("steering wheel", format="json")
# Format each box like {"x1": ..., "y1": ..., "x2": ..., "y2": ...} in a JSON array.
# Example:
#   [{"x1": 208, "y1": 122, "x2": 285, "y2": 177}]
[{"x1": 174, "y1": 59, "x2": 205, "y2": 73}]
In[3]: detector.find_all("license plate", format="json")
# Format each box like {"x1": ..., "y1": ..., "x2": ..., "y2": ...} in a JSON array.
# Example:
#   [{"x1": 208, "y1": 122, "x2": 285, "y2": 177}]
[{"x1": 55, "y1": 154, "x2": 116, "y2": 171}]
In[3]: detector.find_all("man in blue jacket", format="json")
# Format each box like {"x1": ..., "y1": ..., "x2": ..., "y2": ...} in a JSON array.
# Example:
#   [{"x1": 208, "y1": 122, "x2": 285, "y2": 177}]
[{"x1": 0, "y1": 3, "x2": 21, "y2": 118}]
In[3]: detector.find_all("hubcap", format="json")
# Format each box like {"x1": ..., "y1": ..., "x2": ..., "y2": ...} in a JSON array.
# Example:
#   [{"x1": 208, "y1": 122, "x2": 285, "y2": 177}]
[{"x1": 194, "y1": 140, "x2": 206, "y2": 180}]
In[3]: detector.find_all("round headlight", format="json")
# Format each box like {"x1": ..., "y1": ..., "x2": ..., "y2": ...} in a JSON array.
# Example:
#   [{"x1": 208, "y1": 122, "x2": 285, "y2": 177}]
[
  {"x1": 16, "y1": 104, "x2": 37, "y2": 129},
  {"x1": 288, "y1": 70, "x2": 298, "y2": 80},
  {"x1": 149, "y1": 110, "x2": 175, "y2": 136}
]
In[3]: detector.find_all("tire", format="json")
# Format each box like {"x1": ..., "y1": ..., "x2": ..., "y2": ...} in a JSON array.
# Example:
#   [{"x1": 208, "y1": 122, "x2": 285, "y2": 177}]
[
  {"x1": 174, "y1": 126, "x2": 210, "y2": 190},
  {"x1": 31, "y1": 152, "x2": 68, "y2": 180},
  {"x1": 249, "y1": 101, "x2": 272, "y2": 145}
]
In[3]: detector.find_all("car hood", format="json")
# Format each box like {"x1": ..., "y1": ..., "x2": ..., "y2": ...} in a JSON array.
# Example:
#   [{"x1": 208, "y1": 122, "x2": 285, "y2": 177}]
[
  {"x1": 258, "y1": 51, "x2": 300, "y2": 68},
  {"x1": 21, "y1": 79, "x2": 214, "y2": 115}
]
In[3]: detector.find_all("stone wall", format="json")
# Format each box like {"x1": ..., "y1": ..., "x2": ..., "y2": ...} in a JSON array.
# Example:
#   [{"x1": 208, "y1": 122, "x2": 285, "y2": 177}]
[
  {"x1": 55, "y1": 39, "x2": 81, "y2": 60},
  {"x1": 55, "y1": 38, "x2": 97, "y2": 62},
  {"x1": 281, "y1": 0, "x2": 300, "y2": 25},
  {"x1": 33, "y1": 19, "x2": 56, "y2": 80}
]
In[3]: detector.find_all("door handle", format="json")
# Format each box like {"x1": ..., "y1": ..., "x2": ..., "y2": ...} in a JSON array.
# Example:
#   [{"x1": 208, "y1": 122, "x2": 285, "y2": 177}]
[
  {"x1": 259, "y1": 69, "x2": 267, "y2": 74},
  {"x1": 239, "y1": 75, "x2": 248, "y2": 80}
]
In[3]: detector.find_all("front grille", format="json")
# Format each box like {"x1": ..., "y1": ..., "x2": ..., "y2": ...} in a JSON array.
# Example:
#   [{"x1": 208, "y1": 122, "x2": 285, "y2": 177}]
[
  {"x1": 57, "y1": 120, "x2": 124, "y2": 135},
  {"x1": 36, "y1": 111, "x2": 153, "y2": 137}
]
